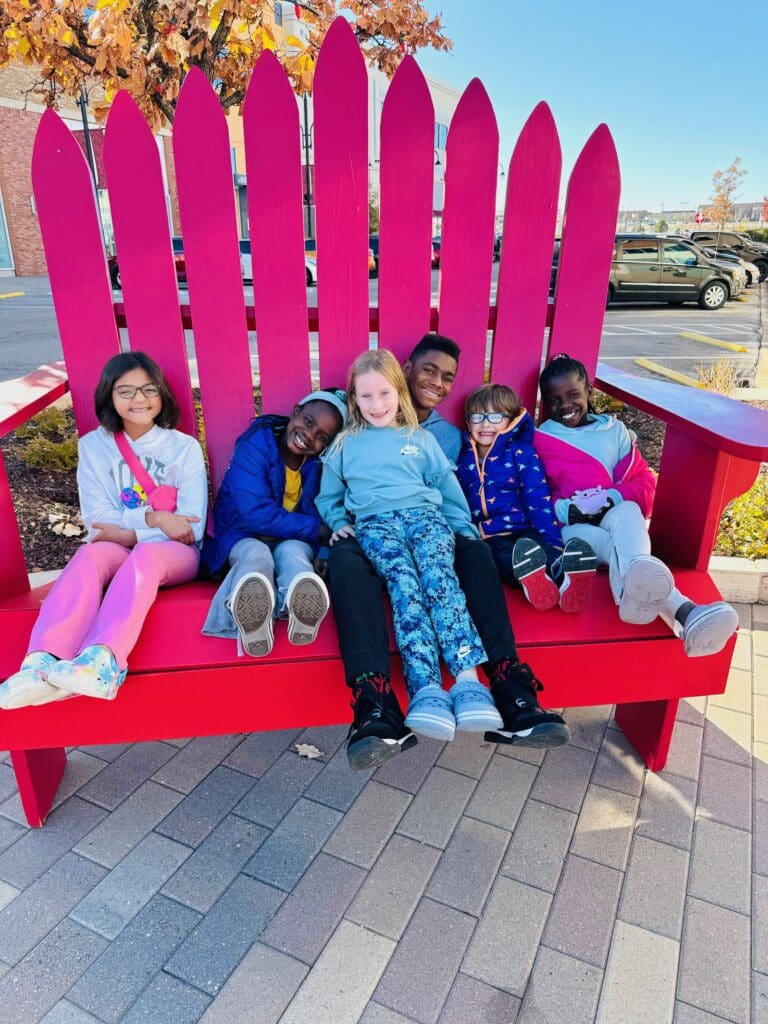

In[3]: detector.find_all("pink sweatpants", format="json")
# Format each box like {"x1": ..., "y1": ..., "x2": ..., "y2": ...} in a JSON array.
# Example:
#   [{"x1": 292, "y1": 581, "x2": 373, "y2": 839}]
[{"x1": 28, "y1": 541, "x2": 200, "y2": 669}]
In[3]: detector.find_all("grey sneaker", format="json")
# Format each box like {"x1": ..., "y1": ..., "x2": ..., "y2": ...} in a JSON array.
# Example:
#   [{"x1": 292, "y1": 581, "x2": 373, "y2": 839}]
[
  {"x1": 619, "y1": 556, "x2": 674, "y2": 625},
  {"x1": 285, "y1": 572, "x2": 330, "y2": 646},
  {"x1": 681, "y1": 601, "x2": 739, "y2": 657},
  {"x1": 228, "y1": 572, "x2": 275, "y2": 657}
]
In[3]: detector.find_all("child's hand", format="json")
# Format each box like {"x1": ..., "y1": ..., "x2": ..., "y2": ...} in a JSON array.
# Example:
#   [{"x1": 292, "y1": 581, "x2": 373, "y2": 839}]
[
  {"x1": 91, "y1": 523, "x2": 137, "y2": 547},
  {"x1": 330, "y1": 525, "x2": 355, "y2": 545},
  {"x1": 146, "y1": 510, "x2": 201, "y2": 544}
]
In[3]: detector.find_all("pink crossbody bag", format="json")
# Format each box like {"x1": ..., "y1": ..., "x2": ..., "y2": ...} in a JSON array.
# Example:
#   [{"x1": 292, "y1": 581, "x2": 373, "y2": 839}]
[{"x1": 114, "y1": 432, "x2": 178, "y2": 513}]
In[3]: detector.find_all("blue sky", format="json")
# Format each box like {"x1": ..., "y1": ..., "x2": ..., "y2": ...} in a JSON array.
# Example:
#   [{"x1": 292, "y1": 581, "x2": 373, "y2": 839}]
[{"x1": 415, "y1": 1, "x2": 767, "y2": 212}]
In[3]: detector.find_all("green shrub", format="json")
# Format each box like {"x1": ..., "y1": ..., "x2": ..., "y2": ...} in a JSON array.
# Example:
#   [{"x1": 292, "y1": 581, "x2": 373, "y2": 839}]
[
  {"x1": 14, "y1": 406, "x2": 79, "y2": 473},
  {"x1": 715, "y1": 473, "x2": 768, "y2": 560},
  {"x1": 745, "y1": 228, "x2": 768, "y2": 243}
]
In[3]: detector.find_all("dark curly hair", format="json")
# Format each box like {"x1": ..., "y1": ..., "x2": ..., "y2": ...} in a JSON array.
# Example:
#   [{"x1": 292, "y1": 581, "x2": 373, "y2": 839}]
[
  {"x1": 407, "y1": 333, "x2": 461, "y2": 364},
  {"x1": 94, "y1": 351, "x2": 179, "y2": 433}
]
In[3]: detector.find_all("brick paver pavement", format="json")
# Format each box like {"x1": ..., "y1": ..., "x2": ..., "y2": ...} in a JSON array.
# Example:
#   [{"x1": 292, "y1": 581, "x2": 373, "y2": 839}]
[{"x1": 0, "y1": 603, "x2": 764, "y2": 1023}]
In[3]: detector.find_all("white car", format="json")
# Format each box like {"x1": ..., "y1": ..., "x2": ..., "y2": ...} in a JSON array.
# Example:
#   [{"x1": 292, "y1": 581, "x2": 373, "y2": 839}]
[{"x1": 239, "y1": 239, "x2": 317, "y2": 286}]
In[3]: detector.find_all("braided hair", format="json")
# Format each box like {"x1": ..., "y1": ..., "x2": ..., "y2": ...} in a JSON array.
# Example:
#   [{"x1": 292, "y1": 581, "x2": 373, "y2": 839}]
[{"x1": 538, "y1": 353, "x2": 596, "y2": 416}]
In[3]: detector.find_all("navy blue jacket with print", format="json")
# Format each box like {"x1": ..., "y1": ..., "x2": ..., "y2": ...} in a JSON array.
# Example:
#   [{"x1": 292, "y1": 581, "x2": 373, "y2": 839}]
[
  {"x1": 455, "y1": 409, "x2": 562, "y2": 548},
  {"x1": 203, "y1": 415, "x2": 324, "y2": 575}
]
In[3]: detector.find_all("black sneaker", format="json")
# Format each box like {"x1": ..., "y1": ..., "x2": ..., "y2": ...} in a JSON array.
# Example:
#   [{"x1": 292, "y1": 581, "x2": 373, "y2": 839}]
[
  {"x1": 346, "y1": 674, "x2": 418, "y2": 771},
  {"x1": 485, "y1": 658, "x2": 570, "y2": 747}
]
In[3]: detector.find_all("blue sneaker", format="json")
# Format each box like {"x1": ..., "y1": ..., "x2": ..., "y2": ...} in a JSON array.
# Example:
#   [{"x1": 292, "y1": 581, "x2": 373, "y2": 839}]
[
  {"x1": 450, "y1": 679, "x2": 504, "y2": 733},
  {"x1": 47, "y1": 645, "x2": 126, "y2": 701},
  {"x1": 404, "y1": 685, "x2": 456, "y2": 741}
]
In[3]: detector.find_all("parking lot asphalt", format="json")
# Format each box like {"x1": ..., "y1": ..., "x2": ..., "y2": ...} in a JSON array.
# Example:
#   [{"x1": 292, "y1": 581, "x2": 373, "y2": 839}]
[{"x1": 0, "y1": 272, "x2": 763, "y2": 387}]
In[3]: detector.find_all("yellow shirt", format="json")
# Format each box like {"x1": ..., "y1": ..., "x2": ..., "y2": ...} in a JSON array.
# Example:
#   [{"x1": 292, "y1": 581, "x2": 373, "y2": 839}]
[{"x1": 283, "y1": 464, "x2": 303, "y2": 512}]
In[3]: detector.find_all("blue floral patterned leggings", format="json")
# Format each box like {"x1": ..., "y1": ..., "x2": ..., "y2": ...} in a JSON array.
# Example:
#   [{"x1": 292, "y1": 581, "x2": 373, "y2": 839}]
[{"x1": 356, "y1": 506, "x2": 487, "y2": 696}]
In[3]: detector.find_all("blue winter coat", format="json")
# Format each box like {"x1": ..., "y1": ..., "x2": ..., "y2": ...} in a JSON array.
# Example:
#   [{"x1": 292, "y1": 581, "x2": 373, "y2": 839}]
[
  {"x1": 456, "y1": 410, "x2": 562, "y2": 548},
  {"x1": 203, "y1": 415, "x2": 324, "y2": 574}
]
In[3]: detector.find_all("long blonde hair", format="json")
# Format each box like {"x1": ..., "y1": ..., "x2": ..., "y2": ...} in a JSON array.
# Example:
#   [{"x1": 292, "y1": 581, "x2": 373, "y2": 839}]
[{"x1": 330, "y1": 350, "x2": 419, "y2": 453}]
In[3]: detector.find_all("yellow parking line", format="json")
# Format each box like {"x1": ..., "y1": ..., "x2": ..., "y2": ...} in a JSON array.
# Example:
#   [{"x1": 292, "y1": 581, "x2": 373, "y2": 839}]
[
  {"x1": 634, "y1": 358, "x2": 699, "y2": 387},
  {"x1": 680, "y1": 331, "x2": 747, "y2": 353},
  {"x1": 0, "y1": 291, "x2": 25, "y2": 300}
]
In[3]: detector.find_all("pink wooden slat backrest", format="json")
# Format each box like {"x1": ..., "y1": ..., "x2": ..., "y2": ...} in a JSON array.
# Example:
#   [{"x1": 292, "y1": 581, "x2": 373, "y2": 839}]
[
  {"x1": 547, "y1": 124, "x2": 620, "y2": 380},
  {"x1": 313, "y1": 18, "x2": 370, "y2": 387},
  {"x1": 491, "y1": 103, "x2": 561, "y2": 414},
  {"x1": 437, "y1": 80, "x2": 498, "y2": 424},
  {"x1": 32, "y1": 111, "x2": 121, "y2": 434},
  {"x1": 173, "y1": 68, "x2": 256, "y2": 492},
  {"x1": 243, "y1": 51, "x2": 311, "y2": 413},
  {"x1": 103, "y1": 92, "x2": 195, "y2": 435},
  {"x1": 378, "y1": 56, "x2": 434, "y2": 359}
]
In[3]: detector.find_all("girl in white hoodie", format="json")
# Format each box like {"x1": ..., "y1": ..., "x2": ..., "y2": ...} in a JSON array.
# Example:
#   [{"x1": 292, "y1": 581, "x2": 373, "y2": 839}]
[{"x1": 0, "y1": 352, "x2": 207, "y2": 709}]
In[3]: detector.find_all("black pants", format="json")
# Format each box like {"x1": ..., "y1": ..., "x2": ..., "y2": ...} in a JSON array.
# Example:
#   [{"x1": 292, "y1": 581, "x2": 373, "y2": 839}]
[
  {"x1": 327, "y1": 533, "x2": 518, "y2": 685},
  {"x1": 486, "y1": 531, "x2": 563, "y2": 587}
]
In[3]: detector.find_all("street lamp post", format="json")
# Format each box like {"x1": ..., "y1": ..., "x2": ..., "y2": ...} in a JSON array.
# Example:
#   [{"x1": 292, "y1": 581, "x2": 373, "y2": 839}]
[{"x1": 301, "y1": 93, "x2": 314, "y2": 240}]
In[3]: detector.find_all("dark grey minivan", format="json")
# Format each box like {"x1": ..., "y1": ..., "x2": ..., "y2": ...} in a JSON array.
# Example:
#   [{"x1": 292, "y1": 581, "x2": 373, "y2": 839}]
[{"x1": 609, "y1": 235, "x2": 732, "y2": 309}]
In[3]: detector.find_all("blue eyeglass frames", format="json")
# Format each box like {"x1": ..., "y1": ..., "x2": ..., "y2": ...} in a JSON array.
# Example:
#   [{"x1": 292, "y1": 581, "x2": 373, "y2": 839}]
[{"x1": 468, "y1": 412, "x2": 509, "y2": 425}]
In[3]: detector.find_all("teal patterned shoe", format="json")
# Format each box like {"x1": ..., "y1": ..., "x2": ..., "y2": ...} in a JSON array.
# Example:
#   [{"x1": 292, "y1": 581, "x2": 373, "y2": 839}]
[
  {"x1": 0, "y1": 652, "x2": 67, "y2": 710},
  {"x1": 48, "y1": 645, "x2": 126, "y2": 701},
  {"x1": 450, "y1": 679, "x2": 504, "y2": 733}
]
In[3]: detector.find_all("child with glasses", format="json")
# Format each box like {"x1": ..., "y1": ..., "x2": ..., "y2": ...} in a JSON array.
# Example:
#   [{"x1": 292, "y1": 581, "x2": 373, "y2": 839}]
[
  {"x1": 0, "y1": 351, "x2": 207, "y2": 708},
  {"x1": 456, "y1": 384, "x2": 597, "y2": 613}
]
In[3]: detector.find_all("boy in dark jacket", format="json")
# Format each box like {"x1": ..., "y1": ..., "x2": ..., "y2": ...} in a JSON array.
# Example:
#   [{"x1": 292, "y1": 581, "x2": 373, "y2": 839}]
[
  {"x1": 202, "y1": 390, "x2": 347, "y2": 656},
  {"x1": 456, "y1": 384, "x2": 597, "y2": 613}
]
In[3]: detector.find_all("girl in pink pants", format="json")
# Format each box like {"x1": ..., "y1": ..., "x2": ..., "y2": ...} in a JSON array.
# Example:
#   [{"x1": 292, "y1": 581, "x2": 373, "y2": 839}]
[{"x1": 0, "y1": 352, "x2": 207, "y2": 709}]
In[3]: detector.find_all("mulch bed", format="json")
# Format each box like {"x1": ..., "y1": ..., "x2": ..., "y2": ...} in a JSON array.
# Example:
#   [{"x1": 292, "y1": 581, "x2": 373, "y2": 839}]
[{"x1": 1, "y1": 401, "x2": 669, "y2": 573}]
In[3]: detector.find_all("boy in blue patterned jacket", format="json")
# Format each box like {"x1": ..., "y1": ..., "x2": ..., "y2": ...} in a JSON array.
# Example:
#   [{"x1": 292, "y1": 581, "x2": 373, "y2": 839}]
[{"x1": 456, "y1": 384, "x2": 597, "y2": 613}]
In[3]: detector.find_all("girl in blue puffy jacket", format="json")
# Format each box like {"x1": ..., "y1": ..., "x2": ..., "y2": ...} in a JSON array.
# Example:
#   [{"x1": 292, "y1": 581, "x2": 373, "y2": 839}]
[{"x1": 202, "y1": 390, "x2": 347, "y2": 657}]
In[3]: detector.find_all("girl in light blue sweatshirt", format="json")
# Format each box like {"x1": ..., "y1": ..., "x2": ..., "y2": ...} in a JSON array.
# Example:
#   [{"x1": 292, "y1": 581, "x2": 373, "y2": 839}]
[{"x1": 316, "y1": 349, "x2": 502, "y2": 742}]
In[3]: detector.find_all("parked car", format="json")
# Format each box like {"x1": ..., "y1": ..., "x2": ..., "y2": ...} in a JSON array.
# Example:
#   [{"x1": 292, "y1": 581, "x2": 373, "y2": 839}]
[
  {"x1": 664, "y1": 236, "x2": 746, "y2": 295},
  {"x1": 241, "y1": 239, "x2": 317, "y2": 286},
  {"x1": 370, "y1": 233, "x2": 437, "y2": 271},
  {"x1": 551, "y1": 234, "x2": 734, "y2": 309},
  {"x1": 671, "y1": 234, "x2": 753, "y2": 288},
  {"x1": 689, "y1": 231, "x2": 768, "y2": 282},
  {"x1": 109, "y1": 237, "x2": 186, "y2": 289}
]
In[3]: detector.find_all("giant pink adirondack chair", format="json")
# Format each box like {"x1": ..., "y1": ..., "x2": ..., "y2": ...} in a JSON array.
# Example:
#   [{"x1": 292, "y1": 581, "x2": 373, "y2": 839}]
[{"x1": 1, "y1": 19, "x2": 767, "y2": 826}]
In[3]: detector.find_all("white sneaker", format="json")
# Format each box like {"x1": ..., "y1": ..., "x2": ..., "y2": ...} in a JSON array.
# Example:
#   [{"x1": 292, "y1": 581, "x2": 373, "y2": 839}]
[
  {"x1": 285, "y1": 572, "x2": 330, "y2": 646},
  {"x1": 228, "y1": 572, "x2": 275, "y2": 657},
  {"x1": 681, "y1": 602, "x2": 739, "y2": 657},
  {"x1": 619, "y1": 556, "x2": 674, "y2": 624},
  {"x1": 0, "y1": 652, "x2": 71, "y2": 710}
]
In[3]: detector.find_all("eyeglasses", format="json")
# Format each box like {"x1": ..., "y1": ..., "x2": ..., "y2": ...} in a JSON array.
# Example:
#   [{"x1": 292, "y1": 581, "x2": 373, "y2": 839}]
[
  {"x1": 113, "y1": 384, "x2": 161, "y2": 399},
  {"x1": 468, "y1": 412, "x2": 509, "y2": 425}
]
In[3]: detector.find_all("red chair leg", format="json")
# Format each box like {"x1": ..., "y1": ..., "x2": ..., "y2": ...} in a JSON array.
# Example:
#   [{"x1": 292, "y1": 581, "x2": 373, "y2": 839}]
[
  {"x1": 10, "y1": 747, "x2": 67, "y2": 827},
  {"x1": 614, "y1": 698, "x2": 679, "y2": 772}
]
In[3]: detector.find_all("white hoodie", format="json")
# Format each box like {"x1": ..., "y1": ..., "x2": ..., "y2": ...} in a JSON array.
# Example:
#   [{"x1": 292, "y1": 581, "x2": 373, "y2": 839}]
[{"x1": 77, "y1": 425, "x2": 208, "y2": 545}]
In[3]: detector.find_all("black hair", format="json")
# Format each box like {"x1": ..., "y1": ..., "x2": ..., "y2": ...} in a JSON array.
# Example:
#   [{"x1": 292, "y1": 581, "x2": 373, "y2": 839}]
[
  {"x1": 539, "y1": 353, "x2": 591, "y2": 394},
  {"x1": 95, "y1": 351, "x2": 179, "y2": 433},
  {"x1": 407, "y1": 333, "x2": 461, "y2": 364}
]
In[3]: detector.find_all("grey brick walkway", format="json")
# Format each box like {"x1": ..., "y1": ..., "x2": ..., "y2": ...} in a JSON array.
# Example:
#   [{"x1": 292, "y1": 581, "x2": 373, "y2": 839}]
[{"x1": 0, "y1": 603, "x2": 764, "y2": 1023}]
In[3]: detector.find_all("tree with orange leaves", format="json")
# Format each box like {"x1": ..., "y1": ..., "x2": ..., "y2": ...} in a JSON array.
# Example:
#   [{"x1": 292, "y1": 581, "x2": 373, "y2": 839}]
[
  {"x1": 0, "y1": 1, "x2": 451, "y2": 130},
  {"x1": 703, "y1": 158, "x2": 748, "y2": 229}
]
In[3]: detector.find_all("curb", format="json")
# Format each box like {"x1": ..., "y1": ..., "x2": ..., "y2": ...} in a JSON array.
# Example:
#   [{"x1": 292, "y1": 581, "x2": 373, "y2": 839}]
[
  {"x1": 28, "y1": 557, "x2": 768, "y2": 605},
  {"x1": 709, "y1": 555, "x2": 768, "y2": 605}
]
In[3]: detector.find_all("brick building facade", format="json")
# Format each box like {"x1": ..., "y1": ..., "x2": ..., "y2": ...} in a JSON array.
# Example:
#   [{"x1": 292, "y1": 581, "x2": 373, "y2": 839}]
[{"x1": 0, "y1": 64, "x2": 179, "y2": 278}]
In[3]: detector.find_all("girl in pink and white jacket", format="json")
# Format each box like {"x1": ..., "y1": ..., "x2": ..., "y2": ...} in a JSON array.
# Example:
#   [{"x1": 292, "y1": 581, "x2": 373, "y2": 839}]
[{"x1": 534, "y1": 354, "x2": 737, "y2": 658}]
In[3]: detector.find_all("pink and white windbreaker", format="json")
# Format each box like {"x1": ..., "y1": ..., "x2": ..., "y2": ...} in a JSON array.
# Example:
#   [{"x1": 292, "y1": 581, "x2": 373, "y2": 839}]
[{"x1": 534, "y1": 413, "x2": 657, "y2": 526}]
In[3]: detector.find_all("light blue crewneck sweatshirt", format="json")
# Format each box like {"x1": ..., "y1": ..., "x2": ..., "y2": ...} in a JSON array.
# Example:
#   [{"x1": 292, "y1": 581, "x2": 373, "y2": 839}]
[{"x1": 316, "y1": 424, "x2": 478, "y2": 538}]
